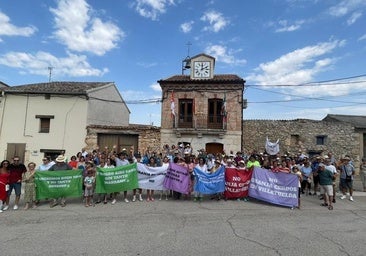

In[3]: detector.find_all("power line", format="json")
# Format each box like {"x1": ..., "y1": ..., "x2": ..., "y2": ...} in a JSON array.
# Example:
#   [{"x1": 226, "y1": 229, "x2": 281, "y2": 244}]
[{"x1": 246, "y1": 74, "x2": 366, "y2": 87}]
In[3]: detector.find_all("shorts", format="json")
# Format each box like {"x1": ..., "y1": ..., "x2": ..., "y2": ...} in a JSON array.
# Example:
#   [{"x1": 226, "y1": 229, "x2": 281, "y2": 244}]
[
  {"x1": 7, "y1": 182, "x2": 22, "y2": 196},
  {"x1": 340, "y1": 178, "x2": 353, "y2": 190},
  {"x1": 84, "y1": 188, "x2": 94, "y2": 197},
  {"x1": 320, "y1": 185, "x2": 333, "y2": 196}
]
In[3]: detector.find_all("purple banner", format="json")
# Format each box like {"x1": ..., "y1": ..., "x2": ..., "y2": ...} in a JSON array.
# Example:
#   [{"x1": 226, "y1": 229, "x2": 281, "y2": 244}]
[
  {"x1": 163, "y1": 162, "x2": 190, "y2": 194},
  {"x1": 248, "y1": 167, "x2": 298, "y2": 208}
]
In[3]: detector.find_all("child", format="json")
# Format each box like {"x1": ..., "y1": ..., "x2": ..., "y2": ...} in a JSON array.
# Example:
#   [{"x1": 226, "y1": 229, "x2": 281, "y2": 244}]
[
  {"x1": 84, "y1": 169, "x2": 95, "y2": 207},
  {"x1": 292, "y1": 166, "x2": 303, "y2": 209}
]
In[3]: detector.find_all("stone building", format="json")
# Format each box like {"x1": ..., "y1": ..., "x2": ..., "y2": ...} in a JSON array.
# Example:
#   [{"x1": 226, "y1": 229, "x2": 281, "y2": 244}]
[
  {"x1": 86, "y1": 124, "x2": 161, "y2": 156},
  {"x1": 243, "y1": 114, "x2": 366, "y2": 172},
  {"x1": 158, "y1": 53, "x2": 245, "y2": 154}
]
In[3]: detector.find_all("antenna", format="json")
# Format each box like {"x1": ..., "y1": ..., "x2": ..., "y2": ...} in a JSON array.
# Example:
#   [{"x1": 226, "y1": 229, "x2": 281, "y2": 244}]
[
  {"x1": 48, "y1": 66, "x2": 54, "y2": 82},
  {"x1": 182, "y1": 42, "x2": 192, "y2": 75}
]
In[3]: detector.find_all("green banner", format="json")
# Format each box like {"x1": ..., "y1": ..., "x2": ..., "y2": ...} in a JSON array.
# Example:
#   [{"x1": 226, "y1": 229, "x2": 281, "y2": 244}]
[
  {"x1": 35, "y1": 170, "x2": 83, "y2": 200},
  {"x1": 96, "y1": 163, "x2": 138, "y2": 194}
]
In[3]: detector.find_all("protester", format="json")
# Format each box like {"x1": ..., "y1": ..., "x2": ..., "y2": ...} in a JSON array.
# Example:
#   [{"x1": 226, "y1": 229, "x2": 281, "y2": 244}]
[
  {"x1": 360, "y1": 158, "x2": 366, "y2": 192},
  {"x1": 193, "y1": 157, "x2": 209, "y2": 202},
  {"x1": 132, "y1": 153, "x2": 144, "y2": 202},
  {"x1": 48, "y1": 155, "x2": 72, "y2": 207},
  {"x1": 84, "y1": 167, "x2": 96, "y2": 207},
  {"x1": 246, "y1": 155, "x2": 260, "y2": 169},
  {"x1": 68, "y1": 155, "x2": 78, "y2": 169},
  {"x1": 4, "y1": 156, "x2": 27, "y2": 210},
  {"x1": 315, "y1": 163, "x2": 334, "y2": 210},
  {"x1": 0, "y1": 160, "x2": 10, "y2": 212},
  {"x1": 292, "y1": 166, "x2": 302, "y2": 209},
  {"x1": 324, "y1": 158, "x2": 338, "y2": 203},
  {"x1": 159, "y1": 156, "x2": 170, "y2": 201},
  {"x1": 37, "y1": 156, "x2": 54, "y2": 171},
  {"x1": 339, "y1": 156, "x2": 355, "y2": 201},
  {"x1": 300, "y1": 159, "x2": 312, "y2": 195},
  {"x1": 22, "y1": 162, "x2": 37, "y2": 210},
  {"x1": 146, "y1": 156, "x2": 158, "y2": 201}
]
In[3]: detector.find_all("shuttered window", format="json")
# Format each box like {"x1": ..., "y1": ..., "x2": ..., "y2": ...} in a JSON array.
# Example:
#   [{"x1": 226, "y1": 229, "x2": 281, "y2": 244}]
[{"x1": 36, "y1": 115, "x2": 54, "y2": 133}]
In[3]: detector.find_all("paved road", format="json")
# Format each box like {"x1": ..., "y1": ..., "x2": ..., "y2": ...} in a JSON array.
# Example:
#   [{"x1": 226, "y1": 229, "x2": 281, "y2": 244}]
[{"x1": 1, "y1": 183, "x2": 366, "y2": 256}]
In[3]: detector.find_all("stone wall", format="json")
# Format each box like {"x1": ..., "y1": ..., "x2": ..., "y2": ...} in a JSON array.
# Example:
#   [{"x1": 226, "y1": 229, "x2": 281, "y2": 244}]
[
  {"x1": 85, "y1": 119, "x2": 362, "y2": 171},
  {"x1": 86, "y1": 124, "x2": 161, "y2": 154},
  {"x1": 243, "y1": 119, "x2": 361, "y2": 169}
]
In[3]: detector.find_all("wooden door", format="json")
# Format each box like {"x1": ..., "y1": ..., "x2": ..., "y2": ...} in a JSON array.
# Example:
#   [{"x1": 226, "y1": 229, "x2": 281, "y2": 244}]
[
  {"x1": 6, "y1": 143, "x2": 26, "y2": 163},
  {"x1": 205, "y1": 143, "x2": 223, "y2": 155}
]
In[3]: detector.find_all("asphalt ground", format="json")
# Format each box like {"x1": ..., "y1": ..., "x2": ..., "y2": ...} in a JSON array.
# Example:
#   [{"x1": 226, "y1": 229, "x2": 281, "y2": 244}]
[{"x1": 1, "y1": 178, "x2": 366, "y2": 256}]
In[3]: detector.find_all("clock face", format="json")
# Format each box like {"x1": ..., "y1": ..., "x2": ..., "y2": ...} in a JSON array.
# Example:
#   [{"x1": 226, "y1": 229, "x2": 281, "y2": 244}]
[{"x1": 194, "y1": 61, "x2": 211, "y2": 78}]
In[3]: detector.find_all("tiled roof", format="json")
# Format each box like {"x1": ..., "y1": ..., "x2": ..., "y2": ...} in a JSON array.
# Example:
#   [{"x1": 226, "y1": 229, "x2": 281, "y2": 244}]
[
  {"x1": 3, "y1": 81, "x2": 112, "y2": 95},
  {"x1": 323, "y1": 114, "x2": 366, "y2": 128},
  {"x1": 158, "y1": 74, "x2": 244, "y2": 83}
]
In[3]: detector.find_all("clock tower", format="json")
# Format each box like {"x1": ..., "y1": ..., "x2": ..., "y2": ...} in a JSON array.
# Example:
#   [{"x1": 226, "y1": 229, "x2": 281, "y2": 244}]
[
  {"x1": 159, "y1": 52, "x2": 245, "y2": 155},
  {"x1": 190, "y1": 54, "x2": 215, "y2": 80}
]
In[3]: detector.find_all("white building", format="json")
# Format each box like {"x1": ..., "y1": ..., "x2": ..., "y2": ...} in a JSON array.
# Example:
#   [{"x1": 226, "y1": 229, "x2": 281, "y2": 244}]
[{"x1": 0, "y1": 81, "x2": 129, "y2": 164}]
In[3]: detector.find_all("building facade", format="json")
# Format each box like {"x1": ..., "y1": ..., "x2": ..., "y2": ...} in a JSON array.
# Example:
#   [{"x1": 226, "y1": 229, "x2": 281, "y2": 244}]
[
  {"x1": 0, "y1": 81, "x2": 130, "y2": 163},
  {"x1": 158, "y1": 53, "x2": 245, "y2": 154}
]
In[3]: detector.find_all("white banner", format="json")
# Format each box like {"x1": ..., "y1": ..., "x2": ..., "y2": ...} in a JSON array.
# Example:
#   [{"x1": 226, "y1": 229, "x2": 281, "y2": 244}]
[{"x1": 137, "y1": 163, "x2": 168, "y2": 190}]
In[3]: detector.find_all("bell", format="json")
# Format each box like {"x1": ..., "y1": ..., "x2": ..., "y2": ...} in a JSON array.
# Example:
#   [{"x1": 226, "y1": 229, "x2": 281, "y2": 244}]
[{"x1": 184, "y1": 59, "x2": 191, "y2": 69}]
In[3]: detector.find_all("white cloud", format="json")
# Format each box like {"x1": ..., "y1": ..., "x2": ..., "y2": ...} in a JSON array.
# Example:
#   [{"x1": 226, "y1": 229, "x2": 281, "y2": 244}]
[
  {"x1": 50, "y1": 0, "x2": 124, "y2": 56},
  {"x1": 201, "y1": 10, "x2": 229, "y2": 33},
  {"x1": 0, "y1": 51, "x2": 108, "y2": 77},
  {"x1": 133, "y1": 0, "x2": 175, "y2": 21},
  {"x1": 275, "y1": 19, "x2": 305, "y2": 33},
  {"x1": 247, "y1": 40, "x2": 345, "y2": 85},
  {"x1": 137, "y1": 62, "x2": 158, "y2": 68},
  {"x1": 180, "y1": 21, "x2": 194, "y2": 33},
  {"x1": 150, "y1": 82, "x2": 161, "y2": 91},
  {"x1": 359, "y1": 34, "x2": 366, "y2": 41},
  {"x1": 0, "y1": 11, "x2": 37, "y2": 41},
  {"x1": 205, "y1": 44, "x2": 246, "y2": 65},
  {"x1": 328, "y1": 0, "x2": 366, "y2": 17},
  {"x1": 347, "y1": 11, "x2": 362, "y2": 25}
]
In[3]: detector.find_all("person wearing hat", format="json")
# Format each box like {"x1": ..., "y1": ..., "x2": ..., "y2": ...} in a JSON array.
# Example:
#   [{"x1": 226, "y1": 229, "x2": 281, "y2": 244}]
[
  {"x1": 314, "y1": 163, "x2": 334, "y2": 210},
  {"x1": 48, "y1": 155, "x2": 72, "y2": 207},
  {"x1": 339, "y1": 156, "x2": 355, "y2": 201}
]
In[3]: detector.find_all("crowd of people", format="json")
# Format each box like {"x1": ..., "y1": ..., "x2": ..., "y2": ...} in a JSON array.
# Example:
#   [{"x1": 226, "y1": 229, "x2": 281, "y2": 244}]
[{"x1": 0, "y1": 143, "x2": 365, "y2": 212}]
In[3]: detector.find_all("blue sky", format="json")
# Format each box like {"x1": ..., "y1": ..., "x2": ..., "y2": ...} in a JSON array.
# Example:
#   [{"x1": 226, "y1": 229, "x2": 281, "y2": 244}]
[{"x1": 1, "y1": 0, "x2": 366, "y2": 126}]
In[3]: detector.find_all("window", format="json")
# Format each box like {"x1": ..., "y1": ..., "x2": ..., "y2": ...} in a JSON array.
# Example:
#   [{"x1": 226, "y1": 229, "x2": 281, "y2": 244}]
[
  {"x1": 316, "y1": 135, "x2": 327, "y2": 145},
  {"x1": 36, "y1": 115, "x2": 54, "y2": 133},
  {"x1": 178, "y1": 99, "x2": 193, "y2": 128},
  {"x1": 208, "y1": 99, "x2": 223, "y2": 129}
]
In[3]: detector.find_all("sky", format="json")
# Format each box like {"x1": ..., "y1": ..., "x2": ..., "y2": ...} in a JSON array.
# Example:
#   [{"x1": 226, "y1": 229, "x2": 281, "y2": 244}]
[{"x1": 0, "y1": 0, "x2": 366, "y2": 126}]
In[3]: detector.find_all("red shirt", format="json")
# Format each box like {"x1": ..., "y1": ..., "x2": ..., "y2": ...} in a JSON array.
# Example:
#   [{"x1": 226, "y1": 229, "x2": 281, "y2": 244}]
[{"x1": 8, "y1": 163, "x2": 27, "y2": 183}]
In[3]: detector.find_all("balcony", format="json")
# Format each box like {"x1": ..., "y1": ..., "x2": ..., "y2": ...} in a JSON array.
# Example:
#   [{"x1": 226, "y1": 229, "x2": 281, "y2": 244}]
[{"x1": 176, "y1": 114, "x2": 226, "y2": 131}]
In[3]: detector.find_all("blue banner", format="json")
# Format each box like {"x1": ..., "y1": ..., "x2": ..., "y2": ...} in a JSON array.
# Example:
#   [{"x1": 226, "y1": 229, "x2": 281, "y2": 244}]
[
  {"x1": 193, "y1": 165, "x2": 225, "y2": 194},
  {"x1": 248, "y1": 167, "x2": 298, "y2": 208}
]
